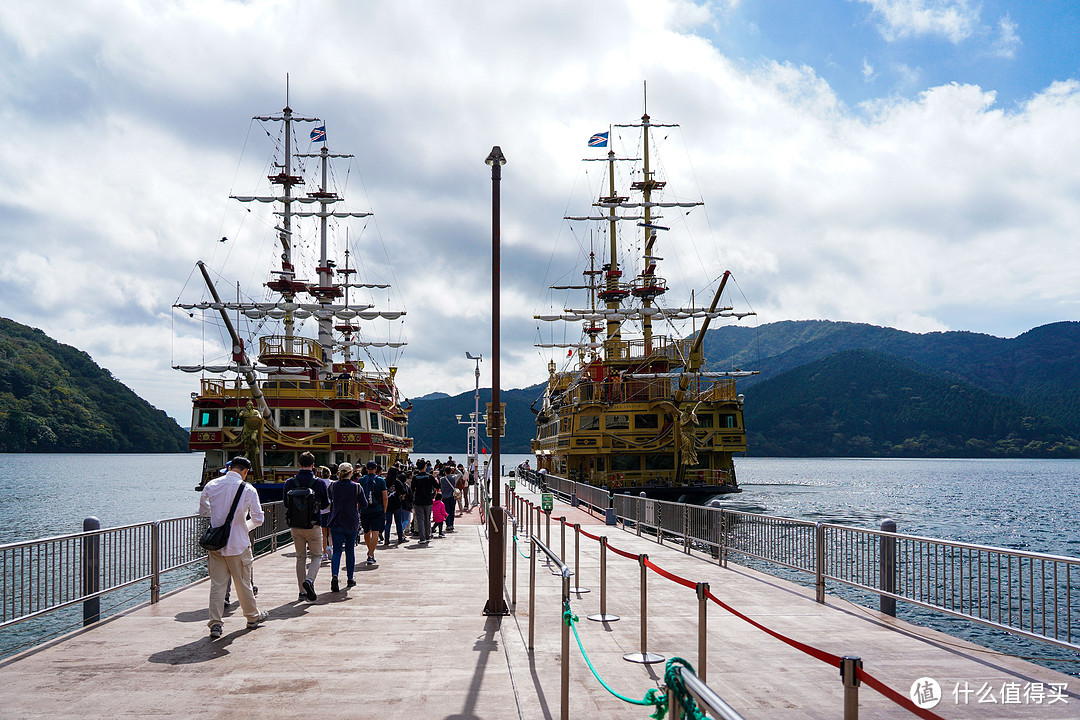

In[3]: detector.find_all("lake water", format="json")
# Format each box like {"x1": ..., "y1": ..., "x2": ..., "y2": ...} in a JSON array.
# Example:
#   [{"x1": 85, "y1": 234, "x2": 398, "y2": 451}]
[{"x1": 2, "y1": 453, "x2": 1078, "y2": 675}]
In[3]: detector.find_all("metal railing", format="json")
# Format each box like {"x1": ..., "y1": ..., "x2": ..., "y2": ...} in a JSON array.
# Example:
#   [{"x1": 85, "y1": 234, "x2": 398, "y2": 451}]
[
  {"x1": 0, "y1": 502, "x2": 291, "y2": 633},
  {"x1": 524, "y1": 469, "x2": 1080, "y2": 655}
]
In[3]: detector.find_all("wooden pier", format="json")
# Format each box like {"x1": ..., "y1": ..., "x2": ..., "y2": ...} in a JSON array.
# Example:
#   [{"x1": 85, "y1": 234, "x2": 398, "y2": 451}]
[{"x1": 0, "y1": 484, "x2": 1075, "y2": 719}]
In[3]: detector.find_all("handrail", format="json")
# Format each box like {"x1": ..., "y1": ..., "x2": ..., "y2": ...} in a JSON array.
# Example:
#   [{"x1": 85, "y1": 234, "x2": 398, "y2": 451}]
[{"x1": 669, "y1": 663, "x2": 746, "y2": 720}]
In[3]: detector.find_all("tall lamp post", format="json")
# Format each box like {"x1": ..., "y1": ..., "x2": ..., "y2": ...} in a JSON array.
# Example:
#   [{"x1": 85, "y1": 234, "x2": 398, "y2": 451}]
[
  {"x1": 484, "y1": 145, "x2": 508, "y2": 616},
  {"x1": 465, "y1": 352, "x2": 483, "y2": 488}
]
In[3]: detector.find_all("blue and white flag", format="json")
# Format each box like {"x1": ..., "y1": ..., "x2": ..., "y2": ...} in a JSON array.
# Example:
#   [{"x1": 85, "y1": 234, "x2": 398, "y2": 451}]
[
  {"x1": 310, "y1": 126, "x2": 326, "y2": 142},
  {"x1": 588, "y1": 131, "x2": 608, "y2": 148}
]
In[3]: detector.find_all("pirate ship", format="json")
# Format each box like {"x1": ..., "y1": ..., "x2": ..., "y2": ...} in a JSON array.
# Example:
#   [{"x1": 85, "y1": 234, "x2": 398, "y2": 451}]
[
  {"x1": 532, "y1": 106, "x2": 756, "y2": 502},
  {"x1": 174, "y1": 96, "x2": 411, "y2": 500}
]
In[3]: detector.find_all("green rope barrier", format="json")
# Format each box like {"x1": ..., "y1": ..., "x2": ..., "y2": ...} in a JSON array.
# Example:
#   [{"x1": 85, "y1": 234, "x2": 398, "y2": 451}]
[
  {"x1": 662, "y1": 657, "x2": 709, "y2": 720},
  {"x1": 563, "y1": 601, "x2": 669, "y2": 719},
  {"x1": 512, "y1": 535, "x2": 530, "y2": 559}
]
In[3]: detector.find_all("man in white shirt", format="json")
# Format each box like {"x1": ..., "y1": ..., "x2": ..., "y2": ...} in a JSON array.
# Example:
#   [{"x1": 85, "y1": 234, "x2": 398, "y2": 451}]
[{"x1": 199, "y1": 455, "x2": 267, "y2": 639}]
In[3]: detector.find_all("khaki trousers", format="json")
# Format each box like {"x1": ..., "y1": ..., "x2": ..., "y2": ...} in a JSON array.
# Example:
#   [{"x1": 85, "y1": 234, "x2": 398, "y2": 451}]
[
  {"x1": 291, "y1": 526, "x2": 324, "y2": 589},
  {"x1": 207, "y1": 546, "x2": 259, "y2": 628}
]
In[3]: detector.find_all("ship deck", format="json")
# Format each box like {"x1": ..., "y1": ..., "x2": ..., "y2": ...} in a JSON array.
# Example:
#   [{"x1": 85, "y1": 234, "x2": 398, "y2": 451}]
[{"x1": 0, "y1": 483, "x2": 1076, "y2": 719}]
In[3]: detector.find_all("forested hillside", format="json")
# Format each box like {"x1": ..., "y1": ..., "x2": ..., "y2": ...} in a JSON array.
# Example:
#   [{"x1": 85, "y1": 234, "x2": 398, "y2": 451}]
[
  {"x1": 0, "y1": 318, "x2": 189, "y2": 452},
  {"x1": 742, "y1": 349, "x2": 1080, "y2": 458}
]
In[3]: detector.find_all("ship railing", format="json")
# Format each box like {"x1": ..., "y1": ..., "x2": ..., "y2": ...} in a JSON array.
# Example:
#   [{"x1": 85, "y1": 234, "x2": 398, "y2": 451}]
[
  {"x1": 0, "y1": 501, "x2": 292, "y2": 643},
  {"x1": 259, "y1": 335, "x2": 323, "y2": 364},
  {"x1": 533, "y1": 471, "x2": 1080, "y2": 654}
]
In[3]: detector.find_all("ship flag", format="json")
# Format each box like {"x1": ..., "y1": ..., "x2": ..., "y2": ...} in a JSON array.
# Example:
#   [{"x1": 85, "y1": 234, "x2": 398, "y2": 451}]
[
  {"x1": 588, "y1": 131, "x2": 608, "y2": 148},
  {"x1": 310, "y1": 125, "x2": 327, "y2": 142}
]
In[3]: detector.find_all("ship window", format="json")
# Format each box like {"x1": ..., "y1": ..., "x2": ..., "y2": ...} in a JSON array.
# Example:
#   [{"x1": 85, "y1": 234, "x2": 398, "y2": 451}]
[
  {"x1": 719, "y1": 414, "x2": 738, "y2": 428},
  {"x1": 280, "y1": 409, "x2": 305, "y2": 428},
  {"x1": 611, "y1": 454, "x2": 638, "y2": 471},
  {"x1": 634, "y1": 414, "x2": 658, "y2": 429},
  {"x1": 196, "y1": 409, "x2": 220, "y2": 428},
  {"x1": 222, "y1": 409, "x2": 244, "y2": 427},
  {"x1": 696, "y1": 413, "x2": 714, "y2": 428},
  {"x1": 559, "y1": 419, "x2": 571, "y2": 434},
  {"x1": 310, "y1": 410, "x2": 335, "y2": 428},
  {"x1": 595, "y1": 457, "x2": 605, "y2": 471},
  {"x1": 339, "y1": 411, "x2": 364, "y2": 429},
  {"x1": 579, "y1": 415, "x2": 600, "y2": 431},
  {"x1": 645, "y1": 454, "x2": 674, "y2": 470},
  {"x1": 369, "y1": 412, "x2": 381, "y2": 431},
  {"x1": 313, "y1": 452, "x2": 331, "y2": 467},
  {"x1": 605, "y1": 414, "x2": 629, "y2": 430},
  {"x1": 263, "y1": 450, "x2": 294, "y2": 468}
]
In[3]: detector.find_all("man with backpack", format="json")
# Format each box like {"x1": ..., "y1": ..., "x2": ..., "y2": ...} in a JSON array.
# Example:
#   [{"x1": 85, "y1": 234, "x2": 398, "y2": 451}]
[
  {"x1": 358, "y1": 461, "x2": 388, "y2": 565},
  {"x1": 283, "y1": 451, "x2": 330, "y2": 602}
]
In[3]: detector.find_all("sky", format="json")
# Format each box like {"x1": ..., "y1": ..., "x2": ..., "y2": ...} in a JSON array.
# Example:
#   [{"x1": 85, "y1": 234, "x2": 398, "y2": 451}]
[{"x1": 1, "y1": 0, "x2": 1079, "y2": 425}]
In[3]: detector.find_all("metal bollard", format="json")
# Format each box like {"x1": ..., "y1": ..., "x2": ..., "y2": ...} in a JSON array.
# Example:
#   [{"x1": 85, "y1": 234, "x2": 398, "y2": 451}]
[
  {"x1": 561, "y1": 571, "x2": 571, "y2": 720},
  {"x1": 82, "y1": 517, "x2": 101, "y2": 626},
  {"x1": 151, "y1": 521, "x2": 161, "y2": 604},
  {"x1": 879, "y1": 519, "x2": 897, "y2": 616},
  {"x1": 588, "y1": 537, "x2": 619, "y2": 622},
  {"x1": 815, "y1": 523, "x2": 826, "y2": 604},
  {"x1": 528, "y1": 536, "x2": 536, "y2": 651},
  {"x1": 623, "y1": 553, "x2": 663, "y2": 664},
  {"x1": 697, "y1": 582, "x2": 709, "y2": 682},
  {"x1": 841, "y1": 655, "x2": 862, "y2": 720}
]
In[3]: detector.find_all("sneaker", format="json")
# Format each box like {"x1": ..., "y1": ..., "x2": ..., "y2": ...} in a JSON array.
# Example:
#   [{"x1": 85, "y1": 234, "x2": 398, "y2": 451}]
[
  {"x1": 209, "y1": 624, "x2": 223, "y2": 639},
  {"x1": 298, "y1": 592, "x2": 306, "y2": 602},
  {"x1": 346, "y1": 578, "x2": 356, "y2": 588},
  {"x1": 246, "y1": 611, "x2": 269, "y2": 629},
  {"x1": 366, "y1": 556, "x2": 376, "y2": 565},
  {"x1": 331, "y1": 576, "x2": 340, "y2": 593},
  {"x1": 303, "y1": 579, "x2": 317, "y2": 602},
  {"x1": 438, "y1": 532, "x2": 445, "y2": 538}
]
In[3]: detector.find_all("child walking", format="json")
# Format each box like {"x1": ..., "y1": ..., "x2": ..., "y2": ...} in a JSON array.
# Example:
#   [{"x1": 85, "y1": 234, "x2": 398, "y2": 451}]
[{"x1": 432, "y1": 493, "x2": 448, "y2": 538}]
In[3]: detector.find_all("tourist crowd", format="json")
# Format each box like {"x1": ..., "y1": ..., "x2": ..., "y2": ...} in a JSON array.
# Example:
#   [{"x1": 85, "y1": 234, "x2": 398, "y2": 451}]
[{"x1": 197, "y1": 451, "x2": 489, "y2": 638}]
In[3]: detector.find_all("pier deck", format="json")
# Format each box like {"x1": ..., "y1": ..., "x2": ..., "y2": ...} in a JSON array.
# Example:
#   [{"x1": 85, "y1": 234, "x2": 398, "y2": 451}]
[{"x1": 0, "y1": 484, "x2": 1075, "y2": 719}]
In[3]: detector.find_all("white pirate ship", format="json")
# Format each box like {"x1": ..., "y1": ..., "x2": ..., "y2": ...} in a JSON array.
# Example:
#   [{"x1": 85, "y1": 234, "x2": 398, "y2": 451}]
[
  {"x1": 174, "y1": 96, "x2": 411, "y2": 500},
  {"x1": 532, "y1": 105, "x2": 756, "y2": 502}
]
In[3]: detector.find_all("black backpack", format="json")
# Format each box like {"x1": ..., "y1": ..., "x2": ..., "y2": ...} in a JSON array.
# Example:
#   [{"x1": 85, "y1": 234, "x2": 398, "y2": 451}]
[{"x1": 285, "y1": 478, "x2": 319, "y2": 529}]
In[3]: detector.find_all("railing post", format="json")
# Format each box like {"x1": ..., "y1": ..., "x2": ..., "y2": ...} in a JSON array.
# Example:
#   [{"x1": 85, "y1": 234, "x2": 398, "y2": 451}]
[
  {"x1": 683, "y1": 505, "x2": 690, "y2": 554},
  {"x1": 719, "y1": 508, "x2": 727, "y2": 568},
  {"x1": 561, "y1": 571, "x2": 571, "y2": 720},
  {"x1": 879, "y1": 519, "x2": 897, "y2": 617},
  {"x1": 271, "y1": 504, "x2": 278, "y2": 552},
  {"x1": 82, "y1": 517, "x2": 101, "y2": 626},
  {"x1": 657, "y1": 502, "x2": 663, "y2": 546},
  {"x1": 697, "y1": 581, "x2": 709, "y2": 682},
  {"x1": 623, "y1": 553, "x2": 663, "y2": 664},
  {"x1": 815, "y1": 523, "x2": 826, "y2": 604},
  {"x1": 637, "y1": 494, "x2": 643, "y2": 536},
  {"x1": 841, "y1": 655, "x2": 862, "y2": 720},
  {"x1": 588, "y1": 537, "x2": 619, "y2": 622},
  {"x1": 529, "y1": 536, "x2": 536, "y2": 651},
  {"x1": 150, "y1": 521, "x2": 161, "y2": 604}
]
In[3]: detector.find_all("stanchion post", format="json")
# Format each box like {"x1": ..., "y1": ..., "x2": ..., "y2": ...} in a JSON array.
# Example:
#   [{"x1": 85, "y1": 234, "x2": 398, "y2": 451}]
[
  {"x1": 588, "y1": 536, "x2": 619, "y2": 622},
  {"x1": 623, "y1": 553, "x2": 663, "y2": 663},
  {"x1": 512, "y1": 521, "x2": 518, "y2": 607},
  {"x1": 82, "y1": 517, "x2": 100, "y2": 626},
  {"x1": 560, "y1": 516, "x2": 566, "y2": 563},
  {"x1": 696, "y1": 581, "x2": 709, "y2": 682},
  {"x1": 528, "y1": 535, "x2": 536, "y2": 651},
  {"x1": 879, "y1": 519, "x2": 897, "y2": 617},
  {"x1": 545, "y1": 510, "x2": 551, "y2": 548},
  {"x1": 841, "y1": 655, "x2": 862, "y2": 720},
  {"x1": 561, "y1": 571, "x2": 571, "y2": 720}
]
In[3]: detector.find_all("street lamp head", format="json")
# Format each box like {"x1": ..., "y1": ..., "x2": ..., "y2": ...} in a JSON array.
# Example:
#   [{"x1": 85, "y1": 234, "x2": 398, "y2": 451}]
[
  {"x1": 456, "y1": 414, "x2": 462, "y2": 421},
  {"x1": 485, "y1": 146, "x2": 507, "y2": 166}
]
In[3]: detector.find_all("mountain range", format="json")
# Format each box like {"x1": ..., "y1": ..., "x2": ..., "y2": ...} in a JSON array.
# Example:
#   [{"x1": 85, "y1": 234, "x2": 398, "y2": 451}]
[{"x1": 409, "y1": 320, "x2": 1080, "y2": 458}]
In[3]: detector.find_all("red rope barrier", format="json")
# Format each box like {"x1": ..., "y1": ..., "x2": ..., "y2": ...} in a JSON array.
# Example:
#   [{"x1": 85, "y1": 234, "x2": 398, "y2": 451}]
[
  {"x1": 579, "y1": 527, "x2": 603, "y2": 542},
  {"x1": 642, "y1": 557, "x2": 697, "y2": 591},
  {"x1": 606, "y1": 542, "x2": 639, "y2": 561},
  {"x1": 856, "y1": 668, "x2": 947, "y2": 720},
  {"x1": 705, "y1": 589, "x2": 843, "y2": 666}
]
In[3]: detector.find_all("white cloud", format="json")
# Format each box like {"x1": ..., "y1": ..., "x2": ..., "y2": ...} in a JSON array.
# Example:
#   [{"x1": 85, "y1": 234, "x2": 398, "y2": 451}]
[
  {"x1": 862, "y1": 57, "x2": 876, "y2": 81},
  {"x1": 0, "y1": 0, "x2": 1078, "y2": 426},
  {"x1": 855, "y1": 0, "x2": 980, "y2": 43},
  {"x1": 990, "y1": 14, "x2": 1021, "y2": 59}
]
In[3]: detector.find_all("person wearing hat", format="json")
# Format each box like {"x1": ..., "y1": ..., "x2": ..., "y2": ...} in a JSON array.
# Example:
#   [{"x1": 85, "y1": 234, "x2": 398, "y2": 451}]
[
  {"x1": 358, "y1": 461, "x2": 388, "y2": 565},
  {"x1": 328, "y1": 462, "x2": 362, "y2": 591}
]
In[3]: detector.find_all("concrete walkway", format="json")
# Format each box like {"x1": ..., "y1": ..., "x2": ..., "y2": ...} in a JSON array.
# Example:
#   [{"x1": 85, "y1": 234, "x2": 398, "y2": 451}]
[{"x1": 0, "y1": 485, "x2": 1076, "y2": 719}]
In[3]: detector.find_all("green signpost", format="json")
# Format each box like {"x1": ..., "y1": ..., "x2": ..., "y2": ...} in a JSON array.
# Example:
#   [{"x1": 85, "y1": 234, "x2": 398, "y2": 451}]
[{"x1": 541, "y1": 493, "x2": 553, "y2": 512}]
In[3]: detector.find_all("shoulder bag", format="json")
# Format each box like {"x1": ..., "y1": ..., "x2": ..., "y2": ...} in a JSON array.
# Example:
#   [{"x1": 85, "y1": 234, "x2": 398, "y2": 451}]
[{"x1": 199, "y1": 484, "x2": 246, "y2": 551}]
